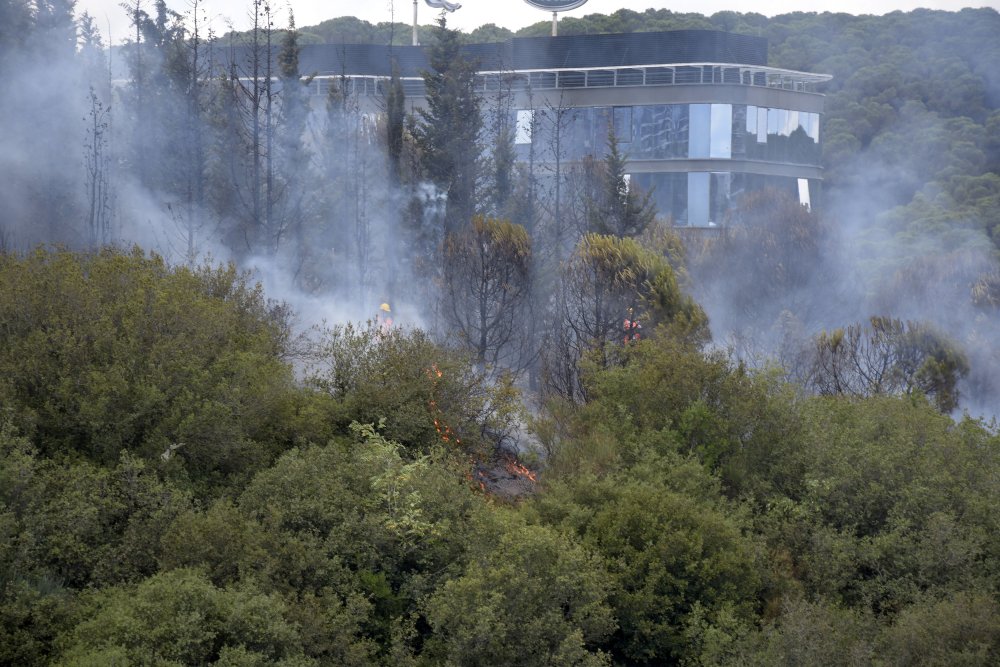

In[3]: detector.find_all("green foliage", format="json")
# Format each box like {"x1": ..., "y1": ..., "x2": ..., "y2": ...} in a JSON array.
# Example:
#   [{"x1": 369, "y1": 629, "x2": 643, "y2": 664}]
[
  {"x1": 879, "y1": 591, "x2": 1000, "y2": 666},
  {"x1": 278, "y1": 16, "x2": 425, "y2": 46},
  {"x1": 717, "y1": 597, "x2": 878, "y2": 666},
  {"x1": 0, "y1": 248, "x2": 300, "y2": 487},
  {"x1": 443, "y1": 216, "x2": 532, "y2": 367},
  {"x1": 3, "y1": 9, "x2": 1000, "y2": 662},
  {"x1": 713, "y1": 591, "x2": 1000, "y2": 666},
  {"x1": 754, "y1": 398, "x2": 1000, "y2": 612},
  {"x1": 158, "y1": 501, "x2": 265, "y2": 587},
  {"x1": 0, "y1": 432, "x2": 190, "y2": 592},
  {"x1": 529, "y1": 458, "x2": 762, "y2": 665},
  {"x1": 575, "y1": 336, "x2": 796, "y2": 492},
  {"x1": 424, "y1": 516, "x2": 614, "y2": 667},
  {"x1": 548, "y1": 233, "x2": 708, "y2": 400},
  {"x1": 56, "y1": 569, "x2": 306, "y2": 666},
  {"x1": 307, "y1": 322, "x2": 518, "y2": 456},
  {"x1": 536, "y1": 313, "x2": 1000, "y2": 662},
  {"x1": 585, "y1": 129, "x2": 655, "y2": 239},
  {"x1": 416, "y1": 17, "x2": 483, "y2": 234},
  {"x1": 0, "y1": 574, "x2": 77, "y2": 667},
  {"x1": 808, "y1": 316, "x2": 970, "y2": 412},
  {"x1": 237, "y1": 428, "x2": 479, "y2": 600}
]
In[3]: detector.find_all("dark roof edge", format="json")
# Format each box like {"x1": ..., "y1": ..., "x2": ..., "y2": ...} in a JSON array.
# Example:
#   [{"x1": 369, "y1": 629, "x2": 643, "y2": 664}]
[{"x1": 291, "y1": 30, "x2": 769, "y2": 78}]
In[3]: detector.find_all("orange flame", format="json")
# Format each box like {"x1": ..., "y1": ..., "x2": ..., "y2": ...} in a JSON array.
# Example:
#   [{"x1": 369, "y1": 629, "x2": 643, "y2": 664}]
[
  {"x1": 427, "y1": 363, "x2": 458, "y2": 445},
  {"x1": 505, "y1": 459, "x2": 537, "y2": 482}
]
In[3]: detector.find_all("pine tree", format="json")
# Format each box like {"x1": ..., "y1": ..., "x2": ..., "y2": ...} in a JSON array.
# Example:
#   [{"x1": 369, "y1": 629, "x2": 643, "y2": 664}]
[
  {"x1": 0, "y1": 0, "x2": 31, "y2": 63},
  {"x1": 443, "y1": 216, "x2": 533, "y2": 369},
  {"x1": 386, "y1": 60, "x2": 406, "y2": 184},
  {"x1": 276, "y1": 10, "x2": 315, "y2": 271},
  {"x1": 586, "y1": 127, "x2": 655, "y2": 238},
  {"x1": 416, "y1": 16, "x2": 482, "y2": 235}
]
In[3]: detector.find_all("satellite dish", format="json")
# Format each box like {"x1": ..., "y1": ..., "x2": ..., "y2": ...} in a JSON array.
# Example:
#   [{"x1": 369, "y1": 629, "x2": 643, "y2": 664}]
[
  {"x1": 524, "y1": 0, "x2": 588, "y2": 36},
  {"x1": 426, "y1": 0, "x2": 462, "y2": 11},
  {"x1": 523, "y1": 0, "x2": 589, "y2": 10}
]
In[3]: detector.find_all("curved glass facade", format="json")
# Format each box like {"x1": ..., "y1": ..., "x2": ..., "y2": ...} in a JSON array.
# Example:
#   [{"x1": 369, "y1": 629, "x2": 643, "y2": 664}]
[
  {"x1": 631, "y1": 172, "x2": 816, "y2": 227},
  {"x1": 516, "y1": 103, "x2": 820, "y2": 166},
  {"x1": 734, "y1": 105, "x2": 820, "y2": 164},
  {"x1": 514, "y1": 102, "x2": 821, "y2": 228}
]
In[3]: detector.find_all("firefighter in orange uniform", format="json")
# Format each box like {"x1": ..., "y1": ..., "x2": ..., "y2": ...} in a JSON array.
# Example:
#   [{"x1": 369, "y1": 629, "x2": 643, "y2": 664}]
[{"x1": 623, "y1": 308, "x2": 641, "y2": 343}]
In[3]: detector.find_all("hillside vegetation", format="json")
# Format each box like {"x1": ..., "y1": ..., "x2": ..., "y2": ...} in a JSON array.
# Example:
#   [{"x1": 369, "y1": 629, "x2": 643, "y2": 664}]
[
  {"x1": 2, "y1": 4, "x2": 1000, "y2": 664},
  {"x1": 1, "y1": 248, "x2": 998, "y2": 665}
]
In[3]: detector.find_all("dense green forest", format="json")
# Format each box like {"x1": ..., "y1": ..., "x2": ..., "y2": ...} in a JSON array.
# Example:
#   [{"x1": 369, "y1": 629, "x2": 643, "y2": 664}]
[
  {"x1": 2, "y1": 250, "x2": 998, "y2": 665},
  {"x1": 2, "y1": 2, "x2": 1000, "y2": 664}
]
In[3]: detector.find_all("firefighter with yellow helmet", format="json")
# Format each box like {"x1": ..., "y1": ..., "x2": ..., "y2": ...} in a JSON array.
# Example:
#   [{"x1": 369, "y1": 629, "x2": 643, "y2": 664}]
[{"x1": 377, "y1": 302, "x2": 394, "y2": 332}]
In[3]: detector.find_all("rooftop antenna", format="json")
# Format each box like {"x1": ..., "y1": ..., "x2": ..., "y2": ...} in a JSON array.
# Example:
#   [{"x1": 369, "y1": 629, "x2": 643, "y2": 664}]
[
  {"x1": 522, "y1": 0, "x2": 589, "y2": 37},
  {"x1": 416, "y1": 0, "x2": 462, "y2": 45}
]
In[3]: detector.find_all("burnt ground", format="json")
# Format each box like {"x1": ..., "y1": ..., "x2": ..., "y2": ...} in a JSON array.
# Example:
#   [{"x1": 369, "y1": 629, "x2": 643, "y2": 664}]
[{"x1": 473, "y1": 450, "x2": 538, "y2": 500}]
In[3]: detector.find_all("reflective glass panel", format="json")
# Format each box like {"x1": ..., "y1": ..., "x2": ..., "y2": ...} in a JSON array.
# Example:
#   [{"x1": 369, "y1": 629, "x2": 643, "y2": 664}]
[
  {"x1": 710, "y1": 104, "x2": 732, "y2": 158},
  {"x1": 806, "y1": 112, "x2": 820, "y2": 141},
  {"x1": 798, "y1": 178, "x2": 811, "y2": 210},
  {"x1": 687, "y1": 172, "x2": 710, "y2": 227},
  {"x1": 732, "y1": 105, "x2": 747, "y2": 159},
  {"x1": 613, "y1": 106, "x2": 633, "y2": 143},
  {"x1": 689, "y1": 104, "x2": 711, "y2": 159},
  {"x1": 515, "y1": 110, "x2": 533, "y2": 145},
  {"x1": 632, "y1": 172, "x2": 686, "y2": 223},
  {"x1": 784, "y1": 110, "x2": 799, "y2": 137},
  {"x1": 632, "y1": 104, "x2": 688, "y2": 159},
  {"x1": 768, "y1": 108, "x2": 781, "y2": 137},
  {"x1": 710, "y1": 172, "x2": 733, "y2": 225},
  {"x1": 563, "y1": 107, "x2": 611, "y2": 159}
]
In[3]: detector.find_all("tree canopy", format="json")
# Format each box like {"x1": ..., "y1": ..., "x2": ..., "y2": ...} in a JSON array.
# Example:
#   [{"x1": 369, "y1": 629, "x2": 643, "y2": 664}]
[{"x1": 1, "y1": 5, "x2": 1000, "y2": 665}]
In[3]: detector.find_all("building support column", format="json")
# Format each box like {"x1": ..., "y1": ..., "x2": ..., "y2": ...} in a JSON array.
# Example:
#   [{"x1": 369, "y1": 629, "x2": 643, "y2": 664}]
[{"x1": 413, "y1": 0, "x2": 419, "y2": 45}]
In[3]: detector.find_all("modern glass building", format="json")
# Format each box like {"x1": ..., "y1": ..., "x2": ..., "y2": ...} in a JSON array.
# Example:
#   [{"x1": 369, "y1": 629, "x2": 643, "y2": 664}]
[{"x1": 293, "y1": 30, "x2": 830, "y2": 227}]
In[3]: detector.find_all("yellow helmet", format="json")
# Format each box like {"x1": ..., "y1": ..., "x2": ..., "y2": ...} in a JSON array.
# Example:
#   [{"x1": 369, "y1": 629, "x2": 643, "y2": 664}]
[{"x1": 380, "y1": 303, "x2": 391, "y2": 313}]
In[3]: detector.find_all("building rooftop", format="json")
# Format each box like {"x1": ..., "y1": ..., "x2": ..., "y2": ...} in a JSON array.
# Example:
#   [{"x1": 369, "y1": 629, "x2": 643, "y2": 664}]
[
  {"x1": 285, "y1": 30, "x2": 830, "y2": 99},
  {"x1": 295, "y1": 30, "x2": 770, "y2": 77}
]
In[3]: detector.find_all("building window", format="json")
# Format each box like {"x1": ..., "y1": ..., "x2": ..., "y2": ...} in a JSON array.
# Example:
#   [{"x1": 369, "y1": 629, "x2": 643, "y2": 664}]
[
  {"x1": 613, "y1": 106, "x2": 633, "y2": 143},
  {"x1": 688, "y1": 104, "x2": 711, "y2": 158},
  {"x1": 798, "y1": 178, "x2": 811, "y2": 210},
  {"x1": 806, "y1": 112, "x2": 820, "y2": 141},
  {"x1": 515, "y1": 110, "x2": 533, "y2": 145},
  {"x1": 710, "y1": 172, "x2": 733, "y2": 223},
  {"x1": 687, "y1": 172, "x2": 710, "y2": 226},
  {"x1": 631, "y1": 172, "x2": 686, "y2": 223},
  {"x1": 732, "y1": 105, "x2": 748, "y2": 159},
  {"x1": 633, "y1": 104, "x2": 688, "y2": 159},
  {"x1": 710, "y1": 104, "x2": 732, "y2": 158}
]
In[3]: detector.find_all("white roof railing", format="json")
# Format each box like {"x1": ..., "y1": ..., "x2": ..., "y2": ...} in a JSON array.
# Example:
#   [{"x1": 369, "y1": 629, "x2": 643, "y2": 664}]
[{"x1": 303, "y1": 62, "x2": 831, "y2": 98}]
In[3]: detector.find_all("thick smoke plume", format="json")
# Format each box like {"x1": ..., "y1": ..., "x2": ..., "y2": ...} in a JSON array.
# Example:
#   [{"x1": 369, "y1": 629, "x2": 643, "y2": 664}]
[{"x1": 692, "y1": 145, "x2": 1000, "y2": 419}]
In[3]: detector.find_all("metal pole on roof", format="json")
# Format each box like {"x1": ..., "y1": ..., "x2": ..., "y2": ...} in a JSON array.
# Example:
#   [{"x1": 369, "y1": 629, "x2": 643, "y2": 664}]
[
  {"x1": 552, "y1": 11, "x2": 558, "y2": 36},
  {"x1": 413, "y1": 0, "x2": 419, "y2": 45}
]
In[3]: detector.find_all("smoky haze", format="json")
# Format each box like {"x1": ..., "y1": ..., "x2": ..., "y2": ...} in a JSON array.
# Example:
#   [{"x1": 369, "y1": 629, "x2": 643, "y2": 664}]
[
  {"x1": 1, "y1": 1, "x2": 429, "y2": 336},
  {"x1": 689, "y1": 7, "x2": 1000, "y2": 418},
  {"x1": 2, "y1": 4, "x2": 999, "y2": 417}
]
